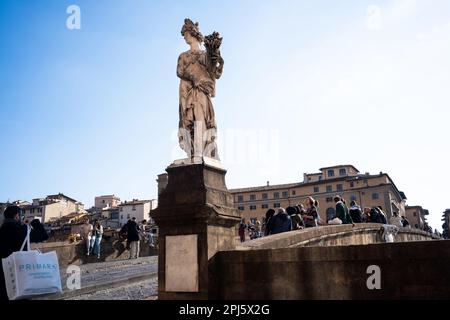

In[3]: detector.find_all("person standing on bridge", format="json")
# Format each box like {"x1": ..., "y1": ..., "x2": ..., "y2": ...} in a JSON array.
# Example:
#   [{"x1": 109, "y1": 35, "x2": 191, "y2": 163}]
[
  {"x1": 349, "y1": 201, "x2": 363, "y2": 223},
  {"x1": 334, "y1": 196, "x2": 354, "y2": 225},
  {"x1": 80, "y1": 218, "x2": 93, "y2": 256},
  {"x1": 91, "y1": 220, "x2": 103, "y2": 259},
  {"x1": 270, "y1": 208, "x2": 292, "y2": 235},
  {"x1": 303, "y1": 197, "x2": 319, "y2": 228},
  {"x1": 127, "y1": 217, "x2": 141, "y2": 259}
]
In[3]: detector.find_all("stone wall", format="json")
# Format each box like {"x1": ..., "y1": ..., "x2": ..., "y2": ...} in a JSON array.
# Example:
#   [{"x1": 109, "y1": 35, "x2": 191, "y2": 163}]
[
  {"x1": 34, "y1": 240, "x2": 157, "y2": 267},
  {"x1": 238, "y1": 223, "x2": 439, "y2": 250},
  {"x1": 209, "y1": 240, "x2": 450, "y2": 299}
]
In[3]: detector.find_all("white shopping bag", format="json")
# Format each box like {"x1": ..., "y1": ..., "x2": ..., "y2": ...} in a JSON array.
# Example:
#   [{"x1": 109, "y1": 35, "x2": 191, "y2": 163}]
[
  {"x1": 328, "y1": 217, "x2": 343, "y2": 225},
  {"x1": 1, "y1": 226, "x2": 62, "y2": 300}
]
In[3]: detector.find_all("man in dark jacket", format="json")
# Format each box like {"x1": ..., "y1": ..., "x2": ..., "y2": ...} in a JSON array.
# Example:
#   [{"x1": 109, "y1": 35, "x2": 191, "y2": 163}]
[
  {"x1": 349, "y1": 201, "x2": 363, "y2": 223},
  {"x1": 270, "y1": 208, "x2": 292, "y2": 235},
  {"x1": 126, "y1": 218, "x2": 141, "y2": 259},
  {"x1": 334, "y1": 196, "x2": 354, "y2": 225},
  {"x1": 370, "y1": 207, "x2": 384, "y2": 224},
  {"x1": 0, "y1": 206, "x2": 49, "y2": 300}
]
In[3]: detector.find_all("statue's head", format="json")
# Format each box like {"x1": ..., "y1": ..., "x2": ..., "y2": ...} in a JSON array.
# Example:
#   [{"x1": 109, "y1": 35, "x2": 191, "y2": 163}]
[{"x1": 181, "y1": 18, "x2": 203, "y2": 45}]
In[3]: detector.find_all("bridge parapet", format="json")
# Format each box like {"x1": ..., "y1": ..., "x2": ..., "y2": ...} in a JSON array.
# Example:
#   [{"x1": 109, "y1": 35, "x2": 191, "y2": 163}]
[{"x1": 238, "y1": 224, "x2": 440, "y2": 250}]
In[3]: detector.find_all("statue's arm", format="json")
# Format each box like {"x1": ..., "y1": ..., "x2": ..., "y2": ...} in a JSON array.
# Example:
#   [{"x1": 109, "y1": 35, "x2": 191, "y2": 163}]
[
  {"x1": 214, "y1": 55, "x2": 224, "y2": 80},
  {"x1": 207, "y1": 53, "x2": 224, "y2": 80}
]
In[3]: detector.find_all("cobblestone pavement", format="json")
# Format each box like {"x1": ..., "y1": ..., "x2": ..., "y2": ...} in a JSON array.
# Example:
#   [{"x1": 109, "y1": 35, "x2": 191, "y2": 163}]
[
  {"x1": 36, "y1": 256, "x2": 158, "y2": 300},
  {"x1": 67, "y1": 276, "x2": 158, "y2": 300}
]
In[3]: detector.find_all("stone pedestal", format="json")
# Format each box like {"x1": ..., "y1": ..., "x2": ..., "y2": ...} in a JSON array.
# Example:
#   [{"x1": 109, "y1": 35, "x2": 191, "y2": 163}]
[{"x1": 152, "y1": 158, "x2": 241, "y2": 300}]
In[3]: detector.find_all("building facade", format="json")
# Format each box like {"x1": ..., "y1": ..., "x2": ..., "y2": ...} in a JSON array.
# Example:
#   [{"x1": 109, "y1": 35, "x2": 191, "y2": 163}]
[
  {"x1": 21, "y1": 193, "x2": 86, "y2": 223},
  {"x1": 405, "y1": 206, "x2": 429, "y2": 229},
  {"x1": 94, "y1": 195, "x2": 121, "y2": 209},
  {"x1": 230, "y1": 165, "x2": 407, "y2": 224},
  {"x1": 118, "y1": 199, "x2": 157, "y2": 227}
]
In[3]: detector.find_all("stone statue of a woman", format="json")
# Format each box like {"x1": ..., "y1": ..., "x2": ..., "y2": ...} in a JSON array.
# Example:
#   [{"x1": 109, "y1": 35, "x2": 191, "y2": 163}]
[{"x1": 177, "y1": 19, "x2": 224, "y2": 160}]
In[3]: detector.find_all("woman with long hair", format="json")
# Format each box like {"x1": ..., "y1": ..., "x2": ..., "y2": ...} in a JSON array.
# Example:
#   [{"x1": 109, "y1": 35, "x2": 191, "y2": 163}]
[{"x1": 303, "y1": 197, "x2": 319, "y2": 228}]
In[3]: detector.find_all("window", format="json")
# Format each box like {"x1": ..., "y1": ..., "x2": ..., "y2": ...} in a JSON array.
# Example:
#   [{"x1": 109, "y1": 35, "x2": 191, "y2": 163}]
[
  {"x1": 282, "y1": 191, "x2": 289, "y2": 198},
  {"x1": 328, "y1": 170, "x2": 335, "y2": 177},
  {"x1": 326, "y1": 197, "x2": 333, "y2": 203},
  {"x1": 274, "y1": 203, "x2": 281, "y2": 208},
  {"x1": 372, "y1": 193, "x2": 380, "y2": 200},
  {"x1": 350, "y1": 195, "x2": 357, "y2": 202},
  {"x1": 274, "y1": 192, "x2": 280, "y2": 199},
  {"x1": 120, "y1": 207, "x2": 123, "y2": 212},
  {"x1": 262, "y1": 193, "x2": 268, "y2": 200},
  {"x1": 250, "y1": 194, "x2": 256, "y2": 201},
  {"x1": 238, "y1": 206, "x2": 245, "y2": 211},
  {"x1": 337, "y1": 184, "x2": 343, "y2": 192},
  {"x1": 413, "y1": 212, "x2": 417, "y2": 217},
  {"x1": 102, "y1": 200, "x2": 105, "y2": 204},
  {"x1": 314, "y1": 187, "x2": 320, "y2": 193},
  {"x1": 308, "y1": 177, "x2": 312, "y2": 181},
  {"x1": 127, "y1": 214, "x2": 130, "y2": 219},
  {"x1": 262, "y1": 204, "x2": 269, "y2": 209},
  {"x1": 326, "y1": 185, "x2": 333, "y2": 193},
  {"x1": 339, "y1": 169, "x2": 347, "y2": 176},
  {"x1": 292, "y1": 190, "x2": 296, "y2": 196},
  {"x1": 250, "y1": 205, "x2": 257, "y2": 211},
  {"x1": 121, "y1": 215, "x2": 123, "y2": 219},
  {"x1": 237, "y1": 195, "x2": 244, "y2": 203},
  {"x1": 350, "y1": 182, "x2": 354, "y2": 188},
  {"x1": 132, "y1": 205, "x2": 136, "y2": 211},
  {"x1": 319, "y1": 176, "x2": 323, "y2": 181}
]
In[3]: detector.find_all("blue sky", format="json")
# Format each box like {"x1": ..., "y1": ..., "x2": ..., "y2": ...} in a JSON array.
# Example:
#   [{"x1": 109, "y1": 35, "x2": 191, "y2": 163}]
[{"x1": 1, "y1": 0, "x2": 449, "y2": 230}]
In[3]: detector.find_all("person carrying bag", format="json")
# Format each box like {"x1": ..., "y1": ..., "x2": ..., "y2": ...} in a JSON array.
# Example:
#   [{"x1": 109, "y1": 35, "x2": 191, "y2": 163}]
[{"x1": 2, "y1": 224, "x2": 62, "y2": 300}]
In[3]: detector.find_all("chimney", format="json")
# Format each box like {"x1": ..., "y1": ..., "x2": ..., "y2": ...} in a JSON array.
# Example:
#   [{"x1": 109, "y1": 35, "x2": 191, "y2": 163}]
[{"x1": 267, "y1": 181, "x2": 270, "y2": 187}]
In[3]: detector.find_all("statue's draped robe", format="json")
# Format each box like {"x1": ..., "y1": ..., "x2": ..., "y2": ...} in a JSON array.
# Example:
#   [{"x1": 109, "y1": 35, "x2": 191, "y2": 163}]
[{"x1": 177, "y1": 50, "x2": 221, "y2": 158}]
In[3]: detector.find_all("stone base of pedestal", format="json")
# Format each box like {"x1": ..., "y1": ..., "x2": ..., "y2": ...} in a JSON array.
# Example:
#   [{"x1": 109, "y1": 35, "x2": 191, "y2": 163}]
[{"x1": 152, "y1": 159, "x2": 241, "y2": 300}]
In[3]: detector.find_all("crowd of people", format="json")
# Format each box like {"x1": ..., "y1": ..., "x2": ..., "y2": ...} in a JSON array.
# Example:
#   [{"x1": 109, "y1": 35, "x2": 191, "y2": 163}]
[
  {"x1": 238, "y1": 195, "x2": 418, "y2": 242},
  {"x1": 79, "y1": 217, "x2": 157, "y2": 260}
]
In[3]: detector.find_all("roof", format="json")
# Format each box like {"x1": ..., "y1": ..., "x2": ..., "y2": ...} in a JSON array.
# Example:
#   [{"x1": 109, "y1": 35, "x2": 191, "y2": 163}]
[
  {"x1": 319, "y1": 165, "x2": 360, "y2": 173},
  {"x1": 230, "y1": 183, "x2": 302, "y2": 194},
  {"x1": 119, "y1": 200, "x2": 152, "y2": 206},
  {"x1": 96, "y1": 195, "x2": 120, "y2": 199},
  {"x1": 61, "y1": 212, "x2": 86, "y2": 219},
  {"x1": 46, "y1": 193, "x2": 79, "y2": 203}
]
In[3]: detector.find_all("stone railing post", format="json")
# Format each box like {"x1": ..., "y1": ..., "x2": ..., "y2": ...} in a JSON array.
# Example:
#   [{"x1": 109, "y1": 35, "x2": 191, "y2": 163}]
[{"x1": 152, "y1": 159, "x2": 241, "y2": 300}]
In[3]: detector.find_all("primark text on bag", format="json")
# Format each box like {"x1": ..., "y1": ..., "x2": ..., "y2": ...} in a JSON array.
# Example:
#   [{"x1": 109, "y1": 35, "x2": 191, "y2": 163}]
[{"x1": 1, "y1": 226, "x2": 62, "y2": 300}]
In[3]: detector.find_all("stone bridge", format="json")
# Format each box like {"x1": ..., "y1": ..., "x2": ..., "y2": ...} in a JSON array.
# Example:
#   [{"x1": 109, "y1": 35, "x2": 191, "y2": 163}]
[
  {"x1": 206, "y1": 225, "x2": 447, "y2": 300},
  {"x1": 238, "y1": 223, "x2": 440, "y2": 250}
]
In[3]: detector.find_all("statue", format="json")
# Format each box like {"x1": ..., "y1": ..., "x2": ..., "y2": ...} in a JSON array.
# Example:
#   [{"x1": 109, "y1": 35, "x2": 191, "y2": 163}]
[{"x1": 177, "y1": 18, "x2": 224, "y2": 160}]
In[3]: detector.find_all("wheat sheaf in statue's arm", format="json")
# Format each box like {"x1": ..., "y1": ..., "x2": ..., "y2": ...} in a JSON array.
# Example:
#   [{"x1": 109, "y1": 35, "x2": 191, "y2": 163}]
[{"x1": 205, "y1": 32, "x2": 224, "y2": 80}]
